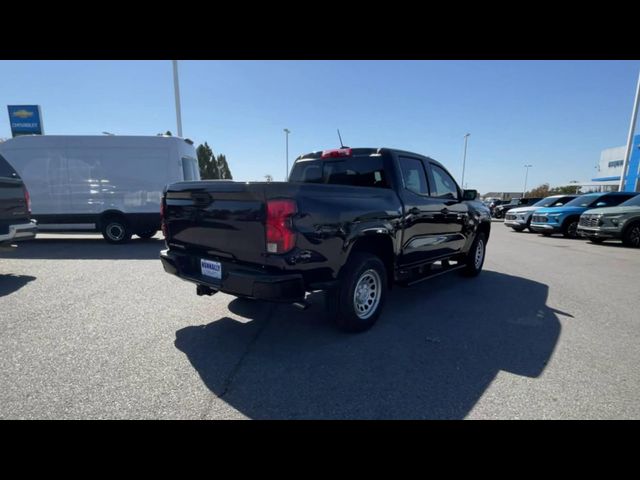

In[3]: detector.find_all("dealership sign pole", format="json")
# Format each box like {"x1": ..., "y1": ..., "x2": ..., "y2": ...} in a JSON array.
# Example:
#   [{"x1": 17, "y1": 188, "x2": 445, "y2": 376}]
[
  {"x1": 618, "y1": 72, "x2": 640, "y2": 192},
  {"x1": 172, "y1": 60, "x2": 183, "y2": 138}
]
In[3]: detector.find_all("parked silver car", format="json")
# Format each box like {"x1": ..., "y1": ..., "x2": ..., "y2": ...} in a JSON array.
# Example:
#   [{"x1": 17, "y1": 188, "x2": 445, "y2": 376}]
[{"x1": 504, "y1": 194, "x2": 577, "y2": 232}]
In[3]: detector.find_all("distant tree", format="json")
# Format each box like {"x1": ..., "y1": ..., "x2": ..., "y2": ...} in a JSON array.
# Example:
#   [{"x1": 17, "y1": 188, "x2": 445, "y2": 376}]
[
  {"x1": 196, "y1": 142, "x2": 220, "y2": 179},
  {"x1": 525, "y1": 183, "x2": 551, "y2": 198},
  {"x1": 264, "y1": 174, "x2": 273, "y2": 182},
  {"x1": 216, "y1": 154, "x2": 233, "y2": 180},
  {"x1": 550, "y1": 184, "x2": 581, "y2": 195},
  {"x1": 158, "y1": 131, "x2": 173, "y2": 136}
]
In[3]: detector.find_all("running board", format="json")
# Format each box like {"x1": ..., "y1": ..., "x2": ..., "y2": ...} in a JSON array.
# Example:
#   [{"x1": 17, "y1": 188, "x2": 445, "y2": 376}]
[{"x1": 405, "y1": 264, "x2": 465, "y2": 286}]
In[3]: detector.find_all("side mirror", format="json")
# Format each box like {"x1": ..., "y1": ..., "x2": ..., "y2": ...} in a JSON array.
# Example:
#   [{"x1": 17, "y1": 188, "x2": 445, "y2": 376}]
[
  {"x1": 463, "y1": 189, "x2": 478, "y2": 201},
  {"x1": 595, "y1": 202, "x2": 607, "y2": 207}
]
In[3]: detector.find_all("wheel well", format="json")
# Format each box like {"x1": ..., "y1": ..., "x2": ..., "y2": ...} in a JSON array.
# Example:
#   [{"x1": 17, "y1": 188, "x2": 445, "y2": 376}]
[
  {"x1": 348, "y1": 235, "x2": 395, "y2": 286},
  {"x1": 477, "y1": 221, "x2": 491, "y2": 241},
  {"x1": 98, "y1": 210, "x2": 127, "y2": 229},
  {"x1": 562, "y1": 215, "x2": 580, "y2": 228},
  {"x1": 622, "y1": 218, "x2": 640, "y2": 237}
]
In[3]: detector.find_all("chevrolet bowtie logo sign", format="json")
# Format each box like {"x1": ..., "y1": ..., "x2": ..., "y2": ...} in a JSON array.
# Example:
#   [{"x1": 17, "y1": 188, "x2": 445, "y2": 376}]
[
  {"x1": 7, "y1": 105, "x2": 44, "y2": 137},
  {"x1": 11, "y1": 109, "x2": 34, "y2": 119}
]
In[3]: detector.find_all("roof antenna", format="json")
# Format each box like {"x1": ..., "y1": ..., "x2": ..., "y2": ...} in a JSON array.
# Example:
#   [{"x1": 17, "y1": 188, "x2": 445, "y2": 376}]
[{"x1": 337, "y1": 129, "x2": 347, "y2": 148}]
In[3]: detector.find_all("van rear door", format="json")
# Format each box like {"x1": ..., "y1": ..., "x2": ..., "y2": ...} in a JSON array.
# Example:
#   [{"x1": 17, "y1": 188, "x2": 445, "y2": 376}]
[{"x1": 0, "y1": 155, "x2": 29, "y2": 234}]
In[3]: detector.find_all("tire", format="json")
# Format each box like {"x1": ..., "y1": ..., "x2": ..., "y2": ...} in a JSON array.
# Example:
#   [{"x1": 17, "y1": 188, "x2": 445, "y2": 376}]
[
  {"x1": 137, "y1": 229, "x2": 157, "y2": 239},
  {"x1": 562, "y1": 218, "x2": 579, "y2": 239},
  {"x1": 622, "y1": 221, "x2": 640, "y2": 248},
  {"x1": 511, "y1": 226, "x2": 525, "y2": 232},
  {"x1": 588, "y1": 237, "x2": 605, "y2": 244},
  {"x1": 101, "y1": 216, "x2": 132, "y2": 244},
  {"x1": 461, "y1": 232, "x2": 486, "y2": 277},
  {"x1": 326, "y1": 252, "x2": 387, "y2": 333},
  {"x1": 541, "y1": 232, "x2": 552, "y2": 237}
]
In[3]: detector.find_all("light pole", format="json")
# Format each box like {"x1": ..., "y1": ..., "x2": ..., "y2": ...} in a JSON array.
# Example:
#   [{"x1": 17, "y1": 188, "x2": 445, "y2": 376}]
[
  {"x1": 523, "y1": 164, "x2": 532, "y2": 198},
  {"x1": 172, "y1": 60, "x2": 183, "y2": 137},
  {"x1": 461, "y1": 133, "x2": 470, "y2": 188},
  {"x1": 284, "y1": 128, "x2": 290, "y2": 180}
]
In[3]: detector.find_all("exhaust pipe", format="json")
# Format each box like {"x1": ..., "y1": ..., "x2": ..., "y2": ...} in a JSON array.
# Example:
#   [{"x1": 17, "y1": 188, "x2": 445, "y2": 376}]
[{"x1": 196, "y1": 285, "x2": 218, "y2": 296}]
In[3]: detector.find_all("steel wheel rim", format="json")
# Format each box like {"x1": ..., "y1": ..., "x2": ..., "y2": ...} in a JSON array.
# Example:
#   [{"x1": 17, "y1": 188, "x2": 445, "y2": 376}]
[
  {"x1": 630, "y1": 226, "x2": 640, "y2": 247},
  {"x1": 353, "y1": 269, "x2": 381, "y2": 320},
  {"x1": 474, "y1": 239, "x2": 485, "y2": 269},
  {"x1": 107, "y1": 223, "x2": 124, "y2": 241}
]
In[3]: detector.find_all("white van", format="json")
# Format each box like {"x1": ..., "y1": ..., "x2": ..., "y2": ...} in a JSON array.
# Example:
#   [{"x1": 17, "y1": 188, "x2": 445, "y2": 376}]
[{"x1": 0, "y1": 135, "x2": 199, "y2": 243}]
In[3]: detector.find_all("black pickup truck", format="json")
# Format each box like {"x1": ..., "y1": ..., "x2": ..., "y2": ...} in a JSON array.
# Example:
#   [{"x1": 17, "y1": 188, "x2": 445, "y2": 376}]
[
  {"x1": 160, "y1": 147, "x2": 491, "y2": 332},
  {"x1": 0, "y1": 153, "x2": 37, "y2": 247}
]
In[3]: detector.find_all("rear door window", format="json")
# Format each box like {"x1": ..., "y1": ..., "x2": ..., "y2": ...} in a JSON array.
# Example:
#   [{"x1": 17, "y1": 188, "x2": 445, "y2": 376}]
[{"x1": 398, "y1": 156, "x2": 429, "y2": 195}]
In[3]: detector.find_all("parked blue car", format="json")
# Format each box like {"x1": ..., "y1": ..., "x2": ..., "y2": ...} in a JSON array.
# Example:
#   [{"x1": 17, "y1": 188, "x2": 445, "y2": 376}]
[{"x1": 529, "y1": 191, "x2": 639, "y2": 238}]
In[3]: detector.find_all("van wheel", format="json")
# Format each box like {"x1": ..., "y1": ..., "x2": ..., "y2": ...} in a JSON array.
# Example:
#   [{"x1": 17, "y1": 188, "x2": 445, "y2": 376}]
[
  {"x1": 461, "y1": 232, "x2": 486, "y2": 277},
  {"x1": 101, "y1": 217, "x2": 132, "y2": 244},
  {"x1": 326, "y1": 252, "x2": 387, "y2": 333},
  {"x1": 137, "y1": 229, "x2": 157, "y2": 239}
]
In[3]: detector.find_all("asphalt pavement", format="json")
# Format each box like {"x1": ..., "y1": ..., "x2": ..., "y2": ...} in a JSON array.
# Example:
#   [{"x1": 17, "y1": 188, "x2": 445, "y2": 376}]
[{"x1": 1, "y1": 224, "x2": 639, "y2": 419}]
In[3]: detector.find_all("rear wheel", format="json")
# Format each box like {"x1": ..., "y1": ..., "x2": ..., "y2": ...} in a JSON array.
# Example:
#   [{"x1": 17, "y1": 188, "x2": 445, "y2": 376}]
[
  {"x1": 326, "y1": 252, "x2": 387, "y2": 333},
  {"x1": 562, "y1": 218, "x2": 579, "y2": 238},
  {"x1": 101, "y1": 216, "x2": 132, "y2": 244},
  {"x1": 137, "y1": 229, "x2": 157, "y2": 239},
  {"x1": 622, "y1": 222, "x2": 640, "y2": 248}
]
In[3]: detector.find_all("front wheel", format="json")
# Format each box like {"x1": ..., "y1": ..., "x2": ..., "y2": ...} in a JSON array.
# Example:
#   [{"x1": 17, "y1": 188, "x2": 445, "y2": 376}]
[
  {"x1": 326, "y1": 252, "x2": 387, "y2": 333},
  {"x1": 461, "y1": 232, "x2": 486, "y2": 277},
  {"x1": 511, "y1": 226, "x2": 525, "y2": 232},
  {"x1": 622, "y1": 222, "x2": 640, "y2": 248},
  {"x1": 562, "y1": 219, "x2": 579, "y2": 238}
]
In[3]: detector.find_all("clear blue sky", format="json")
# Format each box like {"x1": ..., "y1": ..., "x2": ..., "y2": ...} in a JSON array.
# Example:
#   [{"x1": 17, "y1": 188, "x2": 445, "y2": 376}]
[{"x1": 2, "y1": 60, "x2": 639, "y2": 193}]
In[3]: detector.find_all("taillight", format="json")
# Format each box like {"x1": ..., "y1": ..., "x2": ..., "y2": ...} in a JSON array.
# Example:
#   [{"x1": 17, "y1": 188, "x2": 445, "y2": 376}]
[
  {"x1": 266, "y1": 199, "x2": 297, "y2": 254},
  {"x1": 24, "y1": 187, "x2": 31, "y2": 215},
  {"x1": 321, "y1": 148, "x2": 352, "y2": 158}
]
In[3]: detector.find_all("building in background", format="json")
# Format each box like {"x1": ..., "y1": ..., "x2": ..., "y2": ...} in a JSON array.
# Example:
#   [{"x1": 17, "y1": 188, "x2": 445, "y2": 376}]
[{"x1": 570, "y1": 134, "x2": 640, "y2": 193}]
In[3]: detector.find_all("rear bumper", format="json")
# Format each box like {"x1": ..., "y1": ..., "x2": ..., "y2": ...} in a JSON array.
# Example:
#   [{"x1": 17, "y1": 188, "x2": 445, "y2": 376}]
[
  {"x1": 577, "y1": 227, "x2": 619, "y2": 239},
  {"x1": 0, "y1": 220, "x2": 37, "y2": 244},
  {"x1": 160, "y1": 249, "x2": 306, "y2": 302}
]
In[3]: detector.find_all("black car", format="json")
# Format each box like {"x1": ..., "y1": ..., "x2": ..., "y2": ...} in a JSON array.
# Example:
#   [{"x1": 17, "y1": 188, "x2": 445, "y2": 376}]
[
  {"x1": 0, "y1": 153, "x2": 37, "y2": 246},
  {"x1": 160, "y1": 147, "x2": 491, "y2": 332},
  {"x1": 492, "y1": 197, "x2": 542, "y2": 219}
]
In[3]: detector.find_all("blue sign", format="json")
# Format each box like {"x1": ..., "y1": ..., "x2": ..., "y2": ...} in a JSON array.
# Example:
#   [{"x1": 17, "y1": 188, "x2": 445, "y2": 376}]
[{"x1": 7, "y1": 105, "x2": 44, "y2": 137}]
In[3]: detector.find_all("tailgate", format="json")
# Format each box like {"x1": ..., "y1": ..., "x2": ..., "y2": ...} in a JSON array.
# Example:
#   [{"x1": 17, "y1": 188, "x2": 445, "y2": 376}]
[{"x1": 164, "y1": 181, "x2": 266, "y2": 265}]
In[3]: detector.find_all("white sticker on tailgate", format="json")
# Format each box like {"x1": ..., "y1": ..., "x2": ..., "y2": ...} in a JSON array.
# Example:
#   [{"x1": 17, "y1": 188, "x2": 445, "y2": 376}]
[{"x1": 200, "y1": 259, "x2": 222, "y2": 280}]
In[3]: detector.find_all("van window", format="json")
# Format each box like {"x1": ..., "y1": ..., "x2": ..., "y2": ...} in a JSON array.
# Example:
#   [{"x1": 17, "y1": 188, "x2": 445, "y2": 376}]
[
  {"x1": 182, "y1": 157, "x2": 200, "y2": 181},
  {"x1": 0, "y1": 154, "x2": 19, "y2": 178}
]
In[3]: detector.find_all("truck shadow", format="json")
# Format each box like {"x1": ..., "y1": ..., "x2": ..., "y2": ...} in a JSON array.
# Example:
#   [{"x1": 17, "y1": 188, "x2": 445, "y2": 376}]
[
  {"x1": 0, "y1": 237, "x2": 165, "y2": 260},
  {"x1": 174, "y1": 270, "x2": 564, "y2": 419},
  {"x1": 0, "y1": 274, "x2": 36, "y2": 298}
]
